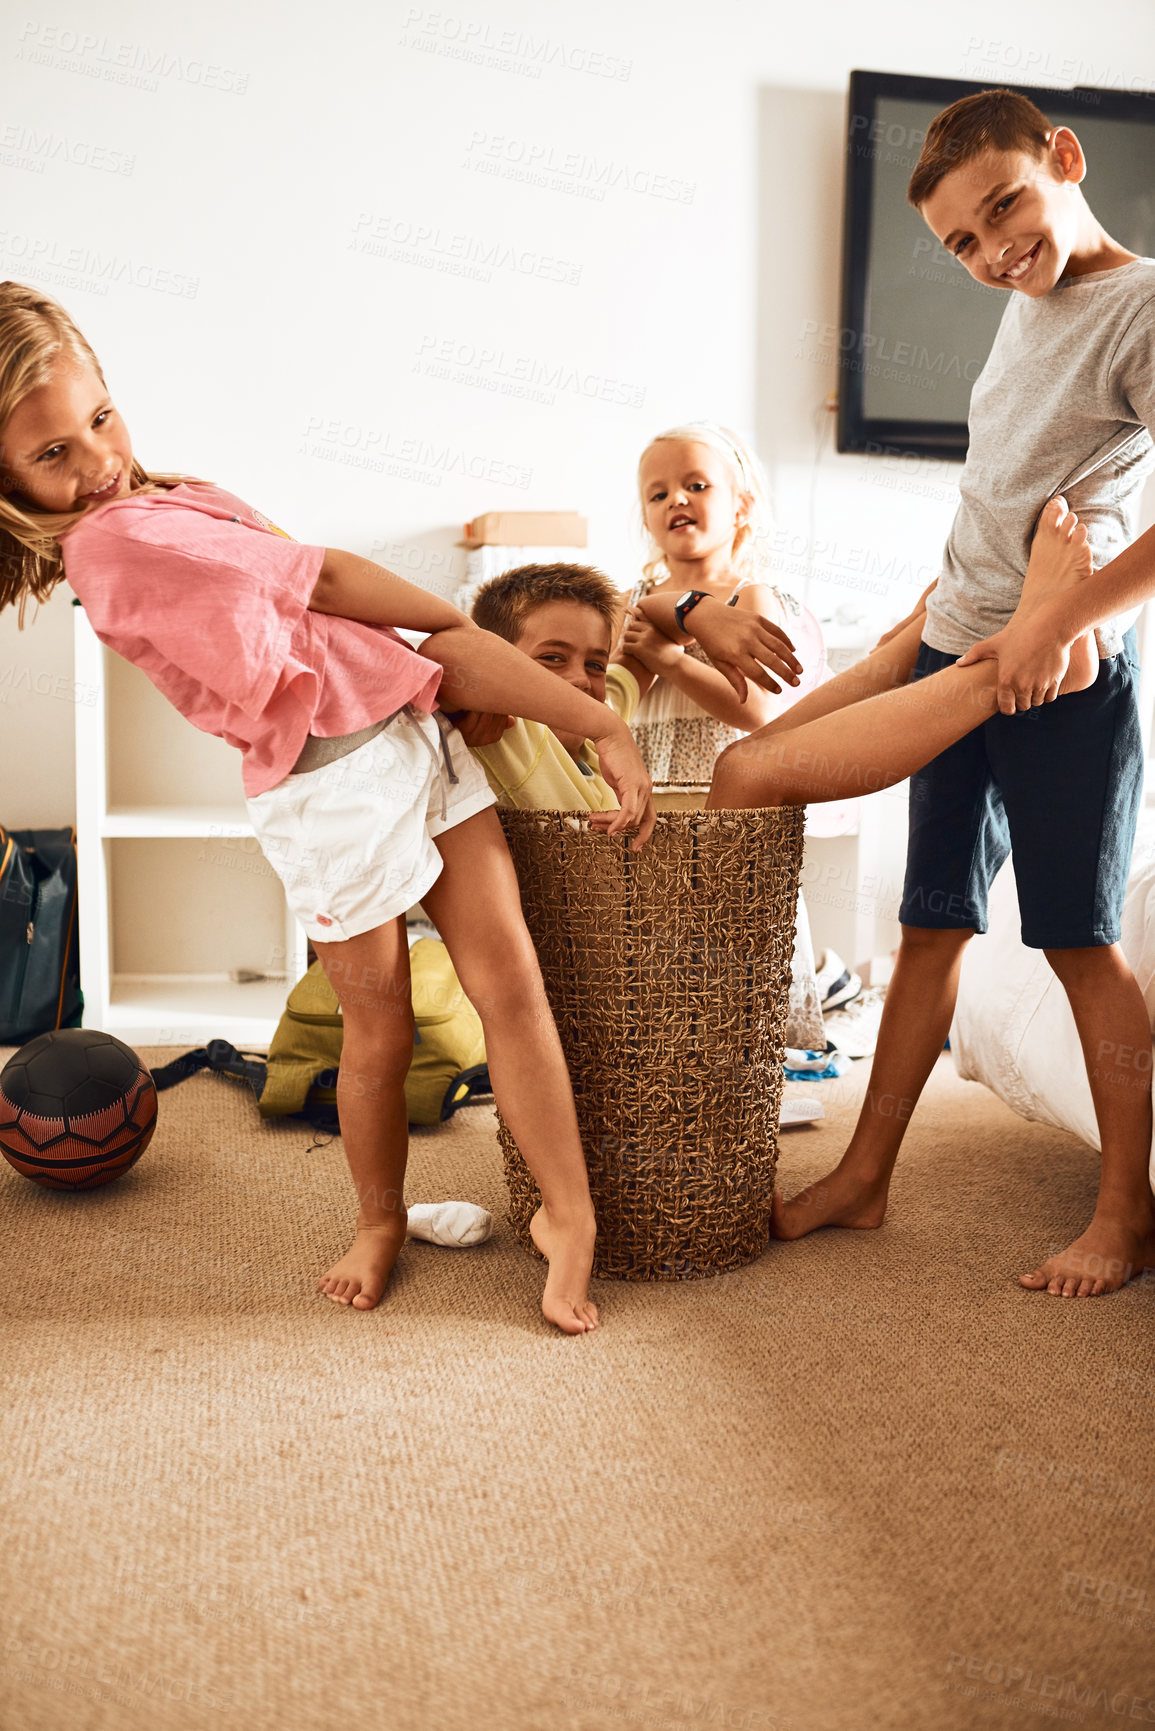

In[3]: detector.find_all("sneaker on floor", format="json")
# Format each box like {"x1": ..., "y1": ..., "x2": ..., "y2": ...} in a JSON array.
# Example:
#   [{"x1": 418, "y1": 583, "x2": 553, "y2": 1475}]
[
  {"x1": 823, "y1": 985, "x2": 887, "y2": 1060},
  {"x1": 814, "y1": 948, "x2": 862, "y2": 1012}
]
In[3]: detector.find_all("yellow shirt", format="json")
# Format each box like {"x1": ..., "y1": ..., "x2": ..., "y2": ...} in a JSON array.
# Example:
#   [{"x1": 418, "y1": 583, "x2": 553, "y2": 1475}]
[{"x1": 469, "y1": 665, "x2": 639, "y2": 810}]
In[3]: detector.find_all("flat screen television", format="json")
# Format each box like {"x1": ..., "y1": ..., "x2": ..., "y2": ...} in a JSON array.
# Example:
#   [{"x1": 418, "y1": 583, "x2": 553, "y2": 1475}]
[{"x1": 837, "y1": 70, "x2": 1155, "y2": 461}]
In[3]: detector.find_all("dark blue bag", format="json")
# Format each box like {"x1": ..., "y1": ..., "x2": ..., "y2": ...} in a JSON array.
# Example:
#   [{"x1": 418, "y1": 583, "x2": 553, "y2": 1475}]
[{"x1": 0, "y1": 825, "x2": 82, "y2": 1044}]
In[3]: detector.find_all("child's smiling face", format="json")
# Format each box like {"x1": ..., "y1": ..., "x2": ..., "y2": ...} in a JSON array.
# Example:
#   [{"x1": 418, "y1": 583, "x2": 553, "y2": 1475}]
[
  {"x1": 0, "y1": 356, "x2": 134, "y2": 513},
  {"x1": 640, "y1": 439, "x2": 748, "y2": 566},
  {"x1": 920, "y1": 131, "x2": 1088, "y2": 297},
  {"x1": 513, "y1": 598, "x2": 611, "y2": 755}
]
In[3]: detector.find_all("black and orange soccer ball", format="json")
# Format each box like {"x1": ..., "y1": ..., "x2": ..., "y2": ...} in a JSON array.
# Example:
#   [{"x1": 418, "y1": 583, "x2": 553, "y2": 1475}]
[{"x1": 0, "y1": 1029, "x2": 157, "y2": 1191}]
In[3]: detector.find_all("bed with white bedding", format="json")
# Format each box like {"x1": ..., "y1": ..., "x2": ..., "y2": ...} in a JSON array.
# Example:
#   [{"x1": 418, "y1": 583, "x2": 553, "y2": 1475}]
[{"x1": 950, "y1": 808, "x2": 1155, "y2": 1191}]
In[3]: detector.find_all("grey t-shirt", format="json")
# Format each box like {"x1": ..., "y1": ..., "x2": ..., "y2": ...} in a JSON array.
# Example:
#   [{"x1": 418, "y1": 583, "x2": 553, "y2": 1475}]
[{"x1": 924, "y1": 257, "x2": 1155, "y2": 657}]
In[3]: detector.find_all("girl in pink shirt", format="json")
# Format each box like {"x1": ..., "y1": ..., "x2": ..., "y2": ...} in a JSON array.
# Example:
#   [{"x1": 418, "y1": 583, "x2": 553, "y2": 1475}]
[{"x1": 0, "y1": 282, "x2": 697, "y2": 1334}]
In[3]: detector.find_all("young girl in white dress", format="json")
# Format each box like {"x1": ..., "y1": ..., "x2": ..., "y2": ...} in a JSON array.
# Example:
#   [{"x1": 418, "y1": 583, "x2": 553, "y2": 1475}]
[
  {"x1": 613, "y1": 421, "x2": 829, "y2": 1047},
  {"x1": 618, "y1": 421, "x2": 826, "y2": 787}
]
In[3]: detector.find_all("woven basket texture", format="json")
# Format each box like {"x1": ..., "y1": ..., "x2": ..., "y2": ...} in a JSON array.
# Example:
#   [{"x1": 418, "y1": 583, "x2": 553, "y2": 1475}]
[{"x1": 496, "y1": 807, "x2": 805, "y2": 1280}]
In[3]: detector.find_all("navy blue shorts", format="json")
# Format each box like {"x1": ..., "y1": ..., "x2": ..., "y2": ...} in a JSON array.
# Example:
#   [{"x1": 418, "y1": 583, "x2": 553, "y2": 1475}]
[{"x1": 898, "y1": 633, "x2": 1143, "y2": 949}]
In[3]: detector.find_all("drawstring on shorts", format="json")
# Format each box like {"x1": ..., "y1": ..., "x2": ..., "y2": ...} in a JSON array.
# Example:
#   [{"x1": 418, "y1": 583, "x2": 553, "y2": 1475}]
[{"x1": 391, "y1": 704, "x2": 459, "y2": 821}]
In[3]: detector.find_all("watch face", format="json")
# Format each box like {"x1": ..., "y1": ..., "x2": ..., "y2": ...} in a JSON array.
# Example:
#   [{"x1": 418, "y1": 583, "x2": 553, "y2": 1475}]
[{"x1": 676, "y1": 591, "x2": 695, "y2": 607}]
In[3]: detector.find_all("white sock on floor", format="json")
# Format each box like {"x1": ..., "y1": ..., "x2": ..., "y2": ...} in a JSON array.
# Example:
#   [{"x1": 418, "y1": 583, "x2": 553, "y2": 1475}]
[{"x1": 406, "y1": 1201, "x2": 494, "y2": 1248}]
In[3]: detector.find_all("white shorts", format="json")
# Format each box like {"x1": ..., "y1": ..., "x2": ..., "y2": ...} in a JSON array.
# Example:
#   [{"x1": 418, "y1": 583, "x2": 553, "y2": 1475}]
[{"x1": 246, "y1": 707, "x2": 496, "y2": 943}]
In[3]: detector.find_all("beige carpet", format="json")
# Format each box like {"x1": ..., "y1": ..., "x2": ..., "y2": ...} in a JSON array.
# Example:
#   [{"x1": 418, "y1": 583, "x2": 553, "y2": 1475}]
[{"x1": 2, "y1": 1048, "x2": 1154, "y2": 1731}]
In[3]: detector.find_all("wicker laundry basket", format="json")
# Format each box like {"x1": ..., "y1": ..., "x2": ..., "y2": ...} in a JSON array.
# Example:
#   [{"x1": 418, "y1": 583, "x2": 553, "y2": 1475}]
[{"x1": 496, "y1": 808, "x2": 806, "y2": 1281}]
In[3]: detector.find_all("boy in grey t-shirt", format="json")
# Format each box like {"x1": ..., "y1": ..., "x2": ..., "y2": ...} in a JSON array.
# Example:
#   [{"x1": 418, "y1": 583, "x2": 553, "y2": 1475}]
[{"x1": 770, "y1": 88, "x2": 1155, "y2": 1298}]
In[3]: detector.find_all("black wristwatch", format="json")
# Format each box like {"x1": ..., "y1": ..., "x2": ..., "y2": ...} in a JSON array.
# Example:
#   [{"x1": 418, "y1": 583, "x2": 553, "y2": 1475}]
[{"x1": 674, "y1": 589, "x2": 709, "y2": 635}]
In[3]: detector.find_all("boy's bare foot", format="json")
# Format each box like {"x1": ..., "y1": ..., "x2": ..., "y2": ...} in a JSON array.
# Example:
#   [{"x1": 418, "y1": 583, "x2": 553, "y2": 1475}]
[
  {"x1": 318, "y1": 1217, "x2": 408, "y2": 1310},
  {"x1": 1019, "y1": 1215, "x2": 1155, "y2": 1297},
  {"x1": 770, "y1": 1162, "x2": 890, "y2": 1240},
  {"x1": 529, "y1": 1205, "x2": 599, "y2": 1333},
  {"x1": 1015, "y1": 496, "x2": 1096, "y2": 694}
]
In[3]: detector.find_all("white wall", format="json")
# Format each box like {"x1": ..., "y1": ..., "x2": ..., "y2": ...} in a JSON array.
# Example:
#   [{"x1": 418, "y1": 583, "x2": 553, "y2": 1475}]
[{"x1": 3, "y1": 0, "x2": 1154, "y2": 847}]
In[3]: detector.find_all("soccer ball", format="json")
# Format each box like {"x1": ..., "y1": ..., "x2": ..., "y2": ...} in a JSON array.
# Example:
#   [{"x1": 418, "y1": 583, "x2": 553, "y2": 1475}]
[{"x1": 0, "y1": 1029, "x2": 157, "y2": 1191}]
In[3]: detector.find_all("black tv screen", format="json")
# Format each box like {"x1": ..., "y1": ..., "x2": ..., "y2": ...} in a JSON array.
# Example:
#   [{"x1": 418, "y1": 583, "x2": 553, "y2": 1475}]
[{"x1": 838, "y1": 70, "x2": 1155, "y2": 460}]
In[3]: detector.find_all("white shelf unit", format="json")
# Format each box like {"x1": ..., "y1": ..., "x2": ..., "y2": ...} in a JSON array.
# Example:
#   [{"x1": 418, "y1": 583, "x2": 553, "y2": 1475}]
[{"x1": 73, "y1": 606, "x2": 308, "y2": 1048}]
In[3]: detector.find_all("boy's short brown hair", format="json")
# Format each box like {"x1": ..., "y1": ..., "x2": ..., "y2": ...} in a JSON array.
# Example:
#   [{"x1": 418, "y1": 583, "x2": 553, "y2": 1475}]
[
  {"x1": 907, "y1": 88, "x2": 1053, "y2": 209},
  {"x1": 470, "y1": 562, "x2": 620, "y2": 644}
]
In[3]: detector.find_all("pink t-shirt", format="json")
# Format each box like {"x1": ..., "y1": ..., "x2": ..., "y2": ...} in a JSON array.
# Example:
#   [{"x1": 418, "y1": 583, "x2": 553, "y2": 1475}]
[{"x1": 62, "y1": 482, "x2": 442, "y2": 795}]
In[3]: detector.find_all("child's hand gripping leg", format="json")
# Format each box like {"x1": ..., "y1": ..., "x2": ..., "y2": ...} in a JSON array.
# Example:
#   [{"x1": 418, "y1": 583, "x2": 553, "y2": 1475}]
[
  {"x1": 312, "y1": 918, "x2": 415, "y2": 1309},
  {"x1": 421, "y1": 808, "x2": 599, "y2": 1335}
]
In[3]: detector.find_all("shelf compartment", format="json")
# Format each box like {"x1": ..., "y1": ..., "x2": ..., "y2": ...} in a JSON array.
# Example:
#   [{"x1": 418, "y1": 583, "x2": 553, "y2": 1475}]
[{"x1": 109, "y1": 838, "x2": 286, "y2": 980}]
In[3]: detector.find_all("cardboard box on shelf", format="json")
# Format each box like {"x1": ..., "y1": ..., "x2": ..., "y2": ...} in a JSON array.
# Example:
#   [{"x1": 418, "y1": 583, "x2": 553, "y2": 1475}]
[{"x1": 462, "y1": 511, "x2": 587, "y2": 548}]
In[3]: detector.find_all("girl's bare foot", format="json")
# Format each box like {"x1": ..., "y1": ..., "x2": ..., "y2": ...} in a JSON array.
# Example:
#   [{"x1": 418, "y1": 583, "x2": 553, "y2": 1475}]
[
  {"x1": 1015, "y1": 497, "x2": 1096, "y2": 694},
  {"x1": 318, "y1": 1217, "x2": 408, "y2": 1310},
  {"x1": 529, "y1": 1206, "x2": 599, "y2": 1333},
  {"x1": 770, "y1": 1162, "x2": 891, "y2": 1240},
  {"x1": 1019, "y1": 1215, "x2": 1155, "y2": 1297}
]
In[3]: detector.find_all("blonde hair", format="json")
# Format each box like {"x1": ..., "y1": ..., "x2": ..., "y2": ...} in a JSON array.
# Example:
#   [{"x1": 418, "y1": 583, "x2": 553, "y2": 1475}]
[
  {"x1": 0, "y1": 281, "x2": 188, "y2": 624},
  {"x1": 637, "y1": 421, "x2": 773, "y2": 586}
]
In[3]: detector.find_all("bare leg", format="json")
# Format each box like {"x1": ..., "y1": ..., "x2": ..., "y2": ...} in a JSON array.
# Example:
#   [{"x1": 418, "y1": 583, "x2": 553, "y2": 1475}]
[
  {"x1": 709, "y1": 496, "x2": 1098, "y2": 810},
  {"x1": 708, "y1": 648, "x2": 999, "y2": 809},
  {"x1": 756, "y1": 616, "x2": 926, "y2": 736},
  {"x1": 771, "y1": 926, "x2": 973, "y2": 1238},
  {"x1": 422, "y1": 807, "x2": 599, "y2": 1335},
  {"x1": 1020, "y1": 944, "x2": 1155, "y2": 1296},
  {"x1": 312, "y1": 918, "x2": 415, "y2": 1309}
]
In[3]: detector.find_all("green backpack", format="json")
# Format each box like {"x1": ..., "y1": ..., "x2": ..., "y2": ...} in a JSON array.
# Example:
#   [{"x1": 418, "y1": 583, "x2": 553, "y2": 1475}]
[
  {"x1": 151, "y1": 939, "x2": 490, "y2": 1129},
  {"x1": 259, "y1": 938, "x2": 490, "y2": 1127}
]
